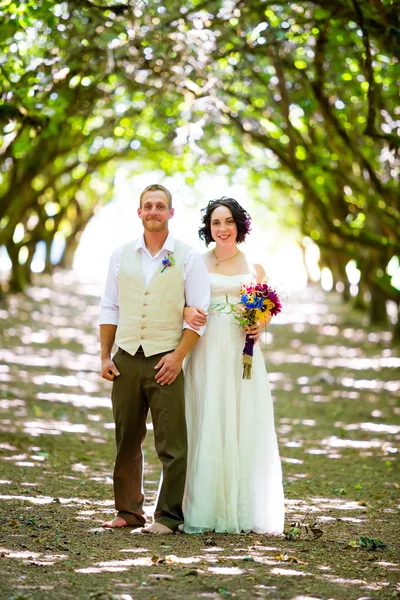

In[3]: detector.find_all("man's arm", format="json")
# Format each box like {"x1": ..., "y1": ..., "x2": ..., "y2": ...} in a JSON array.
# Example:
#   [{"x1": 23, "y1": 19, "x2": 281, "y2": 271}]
[
  {"x1": 100, "y1": 324, "x2": 120, "y2": 381},
  {"x1": 99, "y1": 248, "x2": 121, "y2": 326},
  {"x1": 99, "y1": 249, "x2": 121, "y2": 381},
  {"x1": 154, "y1": 329, "x2": 200, "y2": 386}
]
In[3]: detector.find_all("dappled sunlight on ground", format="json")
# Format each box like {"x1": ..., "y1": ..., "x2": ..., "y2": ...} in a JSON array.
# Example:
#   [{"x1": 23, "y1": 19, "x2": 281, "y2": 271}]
[
  {"x1": 0, "y1": 275, "x2": 399, "y2": 599},
  {"x1": 0, "y1": 494, "x2": 114, "y2": 507},
  {"x1": 0, "y1": 547, "x2": 67, "y2": 563}
]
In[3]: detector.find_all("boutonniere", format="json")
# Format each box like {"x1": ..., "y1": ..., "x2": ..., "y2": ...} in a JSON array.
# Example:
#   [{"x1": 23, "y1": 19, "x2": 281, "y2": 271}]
[{"x1": 161, "y1": 253, "x2": 175, "y2": 273}]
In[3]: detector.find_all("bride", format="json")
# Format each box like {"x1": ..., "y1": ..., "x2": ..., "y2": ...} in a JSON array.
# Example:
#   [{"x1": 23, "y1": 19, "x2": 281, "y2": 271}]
[{"x1": 183, "y1": 197, "x2": 285, "y2": 534}]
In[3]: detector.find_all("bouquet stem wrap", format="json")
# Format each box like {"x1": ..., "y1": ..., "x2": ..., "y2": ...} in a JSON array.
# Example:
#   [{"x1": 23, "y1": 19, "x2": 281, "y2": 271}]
[{"x1": 242, "y1": 334, "x2": 254, "y2": 379}]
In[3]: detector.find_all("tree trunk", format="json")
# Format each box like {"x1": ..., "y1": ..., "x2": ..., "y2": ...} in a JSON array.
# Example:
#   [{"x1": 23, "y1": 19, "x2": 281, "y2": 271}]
[
  {"x1": 369, "y1": 284, "x2": 388, "y2": 325},
  {"x1": 58, "y1": 211, "x2": 94, "y2": 270},
  {"x1": 353, "y1": 277, "x2": 368, "y2": 312},
  {"x1": 6, "y1": 244, "x2": 31, "y2": 293},
  {"x1": 59, "y1": 234, "x2": 80, "y2": 270},
  {"x1": 393, "y1": 304, "x2": 400, "y2": 342},
  {"x1": 44, "y1": 237, "x2": 53, "y2": 274},
  {"x1": 25, "y1": 243, "x2": 36, "y2": 274},
  {"x1": 341, "y1": 281, "x2": 351, "y2": 303}
]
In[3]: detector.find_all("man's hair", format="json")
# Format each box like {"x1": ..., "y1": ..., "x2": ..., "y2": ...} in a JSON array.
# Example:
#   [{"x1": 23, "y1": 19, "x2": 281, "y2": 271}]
[{"x1": 139, "y1": 184, "x2": 172, "y2": 208}]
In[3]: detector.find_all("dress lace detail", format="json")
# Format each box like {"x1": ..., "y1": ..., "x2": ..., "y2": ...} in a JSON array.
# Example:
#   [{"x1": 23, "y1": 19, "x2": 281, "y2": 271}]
[{"x1": 183, "y1": 273, "x2": 285, "y2": 534}]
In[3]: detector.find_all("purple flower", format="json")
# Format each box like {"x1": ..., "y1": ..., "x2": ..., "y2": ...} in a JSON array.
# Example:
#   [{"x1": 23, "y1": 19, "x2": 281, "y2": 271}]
[
  {"x1": 266, "y1": 289, "x2": 282, "y2": 315},
  {"x1": 161, "y1": 253, "x2": 175, "y2": 273}
]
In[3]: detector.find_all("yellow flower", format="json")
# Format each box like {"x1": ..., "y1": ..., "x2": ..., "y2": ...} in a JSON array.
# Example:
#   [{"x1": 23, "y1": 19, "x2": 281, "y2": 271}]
[{"x1": 264, "y1": 299, "x2": 274, "y2": 313}]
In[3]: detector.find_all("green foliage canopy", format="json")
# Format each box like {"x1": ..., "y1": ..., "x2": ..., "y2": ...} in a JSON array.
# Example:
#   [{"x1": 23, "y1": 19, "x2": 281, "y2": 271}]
[{"x1": 1, "y1": 0, "x2": 399, "y2": 334}]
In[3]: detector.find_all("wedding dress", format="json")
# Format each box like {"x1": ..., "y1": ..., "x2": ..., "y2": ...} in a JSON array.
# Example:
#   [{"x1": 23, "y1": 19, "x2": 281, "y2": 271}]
[{"x1": 183, "y1": 273, "x2": 285, "y2": 534}]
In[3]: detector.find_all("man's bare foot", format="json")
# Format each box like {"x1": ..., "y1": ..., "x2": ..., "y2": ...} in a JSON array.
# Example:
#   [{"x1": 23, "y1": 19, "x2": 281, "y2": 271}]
[
  {"x1": 141, "y1": 522, "x2": 173, "y2": 535},
  {"x1": 102, "y1": 516, "x2": 128, "y2": 528}
]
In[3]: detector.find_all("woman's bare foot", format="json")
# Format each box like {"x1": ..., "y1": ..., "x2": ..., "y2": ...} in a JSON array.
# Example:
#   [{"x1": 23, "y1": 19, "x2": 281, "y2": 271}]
[
  {"x1": 141, "y1": 522, "x2": 173, "y2": 535},
  {"x1": 102, "y1": 516, "x2": 129, "y2": 528}
]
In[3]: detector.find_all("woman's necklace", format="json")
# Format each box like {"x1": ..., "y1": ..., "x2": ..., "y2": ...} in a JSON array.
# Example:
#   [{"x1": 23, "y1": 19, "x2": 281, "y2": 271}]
[{"x1": 213, "y1": 249, "x2": 240, "y2": 270}]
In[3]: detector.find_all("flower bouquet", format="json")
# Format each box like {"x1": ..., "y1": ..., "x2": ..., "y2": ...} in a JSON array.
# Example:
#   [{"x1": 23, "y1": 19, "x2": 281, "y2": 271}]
[
  {"x1": 213, "y1": 280, "x2": 282, "y2": 379},
  {"x1": 238, "y1": 282, "x2": 282, "y2": 379}
]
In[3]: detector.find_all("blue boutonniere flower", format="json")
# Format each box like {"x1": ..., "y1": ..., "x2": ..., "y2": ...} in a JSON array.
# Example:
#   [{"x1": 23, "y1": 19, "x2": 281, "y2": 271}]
[{"x1": 161, "y1": 253, "x2": 175, "y2": 273}]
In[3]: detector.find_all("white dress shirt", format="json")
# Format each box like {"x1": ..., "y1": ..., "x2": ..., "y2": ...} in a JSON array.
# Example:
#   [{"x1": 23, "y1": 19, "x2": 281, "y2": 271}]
[{"x1": 99, "y1": 233, "x2": 210, "y2": 336}]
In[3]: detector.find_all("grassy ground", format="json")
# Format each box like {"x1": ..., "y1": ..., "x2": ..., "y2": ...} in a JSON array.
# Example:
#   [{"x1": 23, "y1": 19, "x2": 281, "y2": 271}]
[{"x1": 0, "y1": 272, "x2": 399, "y2": 600}]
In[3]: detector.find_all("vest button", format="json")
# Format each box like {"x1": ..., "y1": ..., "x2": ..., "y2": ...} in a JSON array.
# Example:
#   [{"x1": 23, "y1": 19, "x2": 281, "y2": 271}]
[
  {"x1": 141, "y1": 314, "x2": 146, "y2": 318},
  {"x1": 141, "y1": 325, "x2": 145, "y2": 330},
  {"x1": 144, "y1": 291, "x2": 149, "y2": 295},
  {"x1": 143, "y1": 302, "x2": 148, "y2": 307}
]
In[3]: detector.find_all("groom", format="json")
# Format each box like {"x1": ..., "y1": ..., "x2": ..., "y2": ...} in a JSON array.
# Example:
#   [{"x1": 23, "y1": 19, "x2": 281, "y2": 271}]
[{"x1": 99, "y1": 184, "x2": 210, "y2": 534}]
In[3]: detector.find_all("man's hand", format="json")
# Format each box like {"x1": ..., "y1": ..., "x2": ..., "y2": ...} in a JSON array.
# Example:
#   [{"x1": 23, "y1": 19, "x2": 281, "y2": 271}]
[
  {"x1": 154, "y1": 351, "x2": 183, "y2": 386},
  {"x1": 101, "y1": 357, "x2": 120, "y2": 381}
]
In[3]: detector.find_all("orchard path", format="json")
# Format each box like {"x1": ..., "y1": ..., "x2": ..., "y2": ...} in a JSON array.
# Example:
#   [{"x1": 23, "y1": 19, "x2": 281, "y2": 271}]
[{"x1": 0, "y1": 272, "x2": 399, "y2": 600}]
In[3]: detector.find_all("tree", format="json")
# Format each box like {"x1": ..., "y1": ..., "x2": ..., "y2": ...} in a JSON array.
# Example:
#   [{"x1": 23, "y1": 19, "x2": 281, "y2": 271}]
[
  {"x1": 165, "y1": 0, "x2": 400, "y2": 332},
  {"x1": 0, "y1": 0, "x2": 213, "y2": 290},
  {"x1": 1, "y1": 0, "x2": 399, "y2": 338}
]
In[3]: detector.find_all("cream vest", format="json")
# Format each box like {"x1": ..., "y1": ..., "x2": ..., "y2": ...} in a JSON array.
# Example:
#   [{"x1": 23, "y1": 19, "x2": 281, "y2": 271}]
[{"x1": 115, "y1": 239, "x2": 191, "y2": 357}]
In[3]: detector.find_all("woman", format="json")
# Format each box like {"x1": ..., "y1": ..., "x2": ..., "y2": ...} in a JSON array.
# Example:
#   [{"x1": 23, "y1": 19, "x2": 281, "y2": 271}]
[{"x1": 183, "y1": 197, "x2": 285, "y2": 534}]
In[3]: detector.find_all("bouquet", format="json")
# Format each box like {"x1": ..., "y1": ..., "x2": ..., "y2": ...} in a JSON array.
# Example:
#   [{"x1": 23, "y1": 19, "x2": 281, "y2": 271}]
[
  {"x1": 238, "y1": 282, "x2": 282, "y2": 379},
  {"x1": 213, "y1": 280, "x2": 282, "y2": 379}
]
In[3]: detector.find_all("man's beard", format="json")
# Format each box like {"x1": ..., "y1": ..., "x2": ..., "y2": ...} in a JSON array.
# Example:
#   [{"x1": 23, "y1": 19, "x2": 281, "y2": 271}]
[{"x1": 143, "y1": 219, "x2": 166, "y2": 232}]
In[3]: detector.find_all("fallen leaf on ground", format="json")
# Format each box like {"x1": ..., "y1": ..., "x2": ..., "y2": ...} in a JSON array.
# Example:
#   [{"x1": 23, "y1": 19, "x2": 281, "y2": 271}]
[{"x1": 274, "y1": 553, "x2": 308, "y2": 565}]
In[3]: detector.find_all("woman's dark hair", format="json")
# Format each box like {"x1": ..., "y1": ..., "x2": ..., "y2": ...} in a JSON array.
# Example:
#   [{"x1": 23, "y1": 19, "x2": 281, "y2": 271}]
[{"x1": 198, "y1": 197, "x2": 252, "y2": 246}]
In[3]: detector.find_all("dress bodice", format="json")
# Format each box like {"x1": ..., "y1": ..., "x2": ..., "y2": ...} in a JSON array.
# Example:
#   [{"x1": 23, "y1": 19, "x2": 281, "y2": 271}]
[{"x1": 209, "y1": 273, "x2": 254, "y2": 303}]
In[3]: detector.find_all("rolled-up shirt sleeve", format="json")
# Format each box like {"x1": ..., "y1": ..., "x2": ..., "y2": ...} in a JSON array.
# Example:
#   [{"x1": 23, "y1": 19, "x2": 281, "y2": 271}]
[
  {"x1": 99, "y1": 248, "x2": 121, "y2": 326},
  {"x1": 183, "y1": 249, "x2": 210, "y2": 336}
]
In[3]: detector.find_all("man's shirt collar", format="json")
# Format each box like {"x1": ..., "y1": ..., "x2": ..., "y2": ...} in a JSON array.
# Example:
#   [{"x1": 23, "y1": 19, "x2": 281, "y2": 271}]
[{"x1": 135, "y1": 233, "x2": 175, "y2": 256}]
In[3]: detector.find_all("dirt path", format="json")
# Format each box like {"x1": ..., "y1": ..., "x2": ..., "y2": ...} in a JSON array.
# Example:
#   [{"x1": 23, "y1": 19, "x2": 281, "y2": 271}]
[{"x1": 0, "y1": 273, "x2": 399, "y2": 600}]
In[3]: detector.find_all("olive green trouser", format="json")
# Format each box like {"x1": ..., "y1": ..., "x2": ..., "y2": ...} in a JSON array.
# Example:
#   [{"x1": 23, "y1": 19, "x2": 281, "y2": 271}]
[{"x1": 111, "y1": 346, "x2": 187, "y2": 530}]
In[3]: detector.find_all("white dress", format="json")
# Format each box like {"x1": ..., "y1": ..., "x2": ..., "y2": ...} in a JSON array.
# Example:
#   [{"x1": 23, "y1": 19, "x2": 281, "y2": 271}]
[{"x1": 183, "y1": 273, "x2": 285, "y2": 534}]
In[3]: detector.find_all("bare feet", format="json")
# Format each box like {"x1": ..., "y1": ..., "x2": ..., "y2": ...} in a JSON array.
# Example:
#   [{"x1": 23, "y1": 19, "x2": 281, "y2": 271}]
[
  {"x1": 102, "y1": 516, "x2": 129, "y2": 528},
  {"x1": 141, "y1": 522, "x2": 173, "y2": 535}
]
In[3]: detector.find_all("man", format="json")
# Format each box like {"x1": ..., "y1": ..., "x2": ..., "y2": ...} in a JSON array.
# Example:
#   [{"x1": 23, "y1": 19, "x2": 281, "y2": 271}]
[{"x1": 99, "y1": 184, "x2": 210, "y2": 534}]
